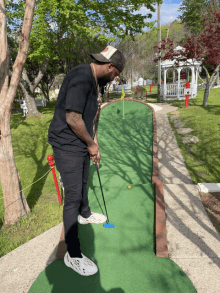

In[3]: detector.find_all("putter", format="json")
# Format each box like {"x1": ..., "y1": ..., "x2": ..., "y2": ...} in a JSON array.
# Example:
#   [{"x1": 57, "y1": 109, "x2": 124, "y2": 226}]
[{"x1": 95, "y1": 163, "x2": 115, "y2": 229}]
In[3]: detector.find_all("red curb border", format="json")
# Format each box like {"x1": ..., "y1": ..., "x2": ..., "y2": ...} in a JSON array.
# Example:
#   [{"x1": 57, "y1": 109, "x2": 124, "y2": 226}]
[{"x1": 56, "y1": 97, "x2": 169, "y2": 259}]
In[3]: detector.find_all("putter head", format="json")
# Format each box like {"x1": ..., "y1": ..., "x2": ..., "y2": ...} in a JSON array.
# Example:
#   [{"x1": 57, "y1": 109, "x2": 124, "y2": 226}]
[{"x1": 104, "y1": 222, "x2": 115, "y2": 228}]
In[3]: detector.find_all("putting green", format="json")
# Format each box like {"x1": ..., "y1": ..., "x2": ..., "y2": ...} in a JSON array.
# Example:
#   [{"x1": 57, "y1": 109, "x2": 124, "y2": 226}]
[{"x1": 28, "y1": 101, "x2": 197, "y2": 293}]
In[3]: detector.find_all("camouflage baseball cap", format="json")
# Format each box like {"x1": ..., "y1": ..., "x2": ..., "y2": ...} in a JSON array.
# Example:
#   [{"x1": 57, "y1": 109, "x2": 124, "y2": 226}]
[{"x1": 90, "y1": 45, "x2": 125, "y2": 72}]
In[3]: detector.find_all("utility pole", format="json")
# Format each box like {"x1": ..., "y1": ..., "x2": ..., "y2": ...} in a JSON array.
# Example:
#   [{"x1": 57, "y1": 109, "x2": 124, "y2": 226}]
[
  {"x1": 166, "y1": 28, "x2": 169, "y2": 40},
  {"x1": 157, "y1": 2, "x2": 161, "y2": 103}
]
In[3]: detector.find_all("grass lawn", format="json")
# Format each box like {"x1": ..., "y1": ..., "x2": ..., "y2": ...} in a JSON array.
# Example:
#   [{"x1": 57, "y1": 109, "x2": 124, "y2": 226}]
[{"x1": 0, "y1": 87, "x2": 219, "y2": 258}]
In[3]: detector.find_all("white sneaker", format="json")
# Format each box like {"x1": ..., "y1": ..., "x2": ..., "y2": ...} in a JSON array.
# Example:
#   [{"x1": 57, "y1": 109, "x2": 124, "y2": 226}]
[
  {"x1": 78, "y1": 212, "x2": 107, "y2": 224},
  {"x1": 64, "y1": 251, "x2": 98, "y2": 276}
]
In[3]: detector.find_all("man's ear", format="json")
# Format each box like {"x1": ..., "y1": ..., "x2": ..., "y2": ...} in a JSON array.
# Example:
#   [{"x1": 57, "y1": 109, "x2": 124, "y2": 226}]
[{"x1": 107, "y1": 63, "x2": 114, "y2": 71}]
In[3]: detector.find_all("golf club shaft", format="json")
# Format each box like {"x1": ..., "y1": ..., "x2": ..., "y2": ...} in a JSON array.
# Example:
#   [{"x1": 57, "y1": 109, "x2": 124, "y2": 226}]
[{"x1": 96, "y1": 168, "x2": 110, "y2": 224}]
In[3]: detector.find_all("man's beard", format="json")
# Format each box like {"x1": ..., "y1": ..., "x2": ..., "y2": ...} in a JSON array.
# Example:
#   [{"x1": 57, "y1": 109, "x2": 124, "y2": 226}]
[{"x1": 98, "y1": 73, "x2": 112, "y2": 87}]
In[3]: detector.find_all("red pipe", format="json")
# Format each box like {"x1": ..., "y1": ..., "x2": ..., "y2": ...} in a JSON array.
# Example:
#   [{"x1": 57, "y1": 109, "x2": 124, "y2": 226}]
[
  {"x1": 47, "y1": 155, "x2": 62, "y2": 205},
  {"x1": 185, "y1": 94, "x2": 189, "y2": 108}
]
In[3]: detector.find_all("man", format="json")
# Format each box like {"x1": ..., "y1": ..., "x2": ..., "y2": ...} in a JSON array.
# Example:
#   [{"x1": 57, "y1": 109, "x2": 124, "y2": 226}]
[
  {"x1": 48, "y1": 46, "x2": 125, "y2": 276},
  {"x1": 112, "y1": 77, "x2": 117, "y2": 90},
  {"x1": 138, "y1": 76, "x2": 144, "y2": 87}
]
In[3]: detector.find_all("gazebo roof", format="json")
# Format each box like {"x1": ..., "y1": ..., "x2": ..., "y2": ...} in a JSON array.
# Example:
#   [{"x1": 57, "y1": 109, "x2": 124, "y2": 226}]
[
  {"x1": 160, "y1": 46, "x2": 202, "y2": 68},
  {"x1": 161, "y1": 59, "x2": 202, "y2": 68}
]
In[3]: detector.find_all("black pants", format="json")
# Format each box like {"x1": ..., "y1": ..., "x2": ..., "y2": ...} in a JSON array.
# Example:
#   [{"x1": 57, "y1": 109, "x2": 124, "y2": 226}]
[{"x1": 53, "y1": 147, "x2": 92, "y2": 257}]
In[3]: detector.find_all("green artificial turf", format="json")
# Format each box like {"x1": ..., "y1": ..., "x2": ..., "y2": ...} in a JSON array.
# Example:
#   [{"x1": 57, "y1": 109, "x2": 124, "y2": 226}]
[
  {"x1": 0, "y1": 86, "x2": 219, "y2": 261},
  {"x1": 28, "y1": 101, "x2": 197, "y2": 293}
]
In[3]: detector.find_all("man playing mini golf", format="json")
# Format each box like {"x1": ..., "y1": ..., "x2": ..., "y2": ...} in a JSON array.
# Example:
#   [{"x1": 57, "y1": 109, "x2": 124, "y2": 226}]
[{"x1": 48, "y1": 46, "x2": 125, "y2": 276}]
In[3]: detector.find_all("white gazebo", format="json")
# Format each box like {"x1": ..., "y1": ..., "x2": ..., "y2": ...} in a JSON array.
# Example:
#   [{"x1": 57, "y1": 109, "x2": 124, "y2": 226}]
[{"x1": 159, "y1": 46, "x2": 202, "y2": 101}]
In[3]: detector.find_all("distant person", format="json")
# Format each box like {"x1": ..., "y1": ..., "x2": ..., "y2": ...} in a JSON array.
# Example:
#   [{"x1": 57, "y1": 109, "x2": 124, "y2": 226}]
[
  {"x1": 138, "y1": 76, "x2": 144, "y2": 87},
  {"x1": 48, "y1": 45, "x2": 125, "y2": 277},
  {"x1": 20, "y1": 100, "x2": 28, "y2": 117},
  {"x1": 112, "y1": 77, "x2": 117, "y2": 90}
]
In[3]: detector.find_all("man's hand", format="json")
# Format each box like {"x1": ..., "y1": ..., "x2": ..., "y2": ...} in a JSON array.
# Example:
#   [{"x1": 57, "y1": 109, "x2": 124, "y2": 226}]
[
  {"x1": 87, "y1": 142, "x2": 99, "y2": 164},
  {"x1": 96, "y1": 149, "x2": 101, "y2": 167},
  {"x1": 88, "y1": 142, "x2": 101, "y2": 167}
]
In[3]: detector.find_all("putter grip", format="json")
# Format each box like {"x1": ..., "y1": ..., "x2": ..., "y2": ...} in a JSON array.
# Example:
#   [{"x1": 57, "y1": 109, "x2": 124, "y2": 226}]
[{"x1": 95, "y1": 162, "x2": 99, "y2": 171}]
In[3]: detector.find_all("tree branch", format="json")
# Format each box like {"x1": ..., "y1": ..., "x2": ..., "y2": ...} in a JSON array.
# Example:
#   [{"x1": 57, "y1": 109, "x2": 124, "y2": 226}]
[
  {"x1": 32, "y1": 59, "x2": 49, "y2": 91},
  {"x1": 0, "y1": 0, "x2": 9, "y2": 102},
  {"x1": 5, "y1": 0, "x2": 36, "y2": 110},
  {"x1": 21, "y1": 67, "x2": 31, "y2": 87}
]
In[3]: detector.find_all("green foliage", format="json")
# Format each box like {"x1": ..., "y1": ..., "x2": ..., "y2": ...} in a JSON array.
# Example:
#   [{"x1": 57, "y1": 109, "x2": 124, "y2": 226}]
[
  {"x1": 5, "y1": 0, "x2": 162, "y2": 65},
  {"x1": 5, "y1": 0, "x2": 164, "y2": 83},
  {"x1": 178, "y1": 0, "x2": 220, "y2": 35},
  {"x1": 133, "y1": 86, "x2": 147, "y2": 99},
  {"x1": 118, "y1": 19, "x2": 187, "y2": 82}
]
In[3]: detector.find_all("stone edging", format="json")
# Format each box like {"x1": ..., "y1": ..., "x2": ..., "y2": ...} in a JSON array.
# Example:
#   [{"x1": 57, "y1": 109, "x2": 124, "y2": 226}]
[{"x1": 101, "y1": 97, "x2": 169, "y2": 258}]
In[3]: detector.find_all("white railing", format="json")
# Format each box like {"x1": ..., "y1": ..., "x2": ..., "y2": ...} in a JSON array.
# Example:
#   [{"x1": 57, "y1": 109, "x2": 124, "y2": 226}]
[
  {"x1": 35, "y1": 99, "x2": 47, "y2": 107},
  {"x1": 162, "y1": 84, "x2": 185, "y2": 96},
  {"x1": 160, "y1": 82, "x2": 199, "y2": 100},
  {"x1": 161, "y1": 83, "x2": 193, "y2": 97},
  {"x1": 113, "y1": 85, "x2": 132, "y2": 94},
  {"x1": 19, "y1": 99, "x2": 46, "y2": 108}
]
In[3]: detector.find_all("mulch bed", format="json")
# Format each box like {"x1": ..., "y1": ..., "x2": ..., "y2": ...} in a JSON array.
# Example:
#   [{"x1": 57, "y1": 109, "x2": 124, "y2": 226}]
[{"x1": 199, "y1": 192, "x2": 220, "y2": 236}]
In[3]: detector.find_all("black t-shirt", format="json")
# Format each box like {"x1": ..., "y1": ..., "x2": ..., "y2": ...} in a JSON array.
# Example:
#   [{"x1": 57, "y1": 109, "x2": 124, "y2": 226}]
[{"x1": 48, "y1": 64, "x2": 98, "y2": 155}]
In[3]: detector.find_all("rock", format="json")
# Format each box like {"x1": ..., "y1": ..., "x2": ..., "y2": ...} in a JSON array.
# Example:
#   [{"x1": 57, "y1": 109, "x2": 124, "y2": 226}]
[
  {"x1": 170, "y1": 115, "x2": 181, "y2": 121},
  {"x1": 170, "y1": 111, "x2": 180, "y2": 115},
  {"x1": 182, "y1": 136, "x2": 191, "y2": 144},
  {"x1": 189, "y1": 146, "x2": 194, "y2": 152},
  {"x1": 177, "y1": 128, "x2": 194, "y2": 134},
  {"x1": 182, "y1": 135, "x2": 199, "y2": 144},
  {"x1": 195, "y1": 173, "x2": 209, "y2": 177},
  {"x1": 191, "y1": 136, "x2": 199, "y2": 143},
  {"x1": 174, "y1": 120, "x2": 185, "y2": 128}
]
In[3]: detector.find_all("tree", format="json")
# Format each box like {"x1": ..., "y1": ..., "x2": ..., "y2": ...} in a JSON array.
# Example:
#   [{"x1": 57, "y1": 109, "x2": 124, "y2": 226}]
[
  {"x1": 178, "y1": 0, "x2": 220, "y2": 35},
  {"x1": 154, "y1": 10, "x2": 220, "y2": 107},
  {"x1": 7, "y1": 0, "x2": 163, "y2": 116},
  {"x1": 117, "y1": 19, "x2": 187, "y2": 83},
  {"x1": 6, "y1": 0, "x2": 110, "y2": 116},
  {"x1": 1, "y1": 0, "x2": 162, "y2": 227},
  {"x1": 0, "y1": 0, "x2": 35, "y2": 225}
]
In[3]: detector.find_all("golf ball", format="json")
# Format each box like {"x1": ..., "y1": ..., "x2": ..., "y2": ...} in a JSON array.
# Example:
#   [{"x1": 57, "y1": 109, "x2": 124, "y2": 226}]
[{"x1": 128, "y1": 186, "x2": 131, "y2": 189}]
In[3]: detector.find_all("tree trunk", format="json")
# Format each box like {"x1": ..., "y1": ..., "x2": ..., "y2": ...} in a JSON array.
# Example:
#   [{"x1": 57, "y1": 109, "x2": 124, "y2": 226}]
[
  {"x1": 1, "y1": 137, "x2": 30, "y2": 224},
  {"x1": 203, "y1": 81, "x2": 210, "y2": 107},
  {"x1": 26, "y1": 93, "x2": 40, "y2": 116},
  {"x1": 217, "y1": 69, "x2": 219, "y2": 86},
  {"x1": 19, "y1": 62, "x2": 48, "y2": 116},
  {"x1": 39, "y1": 77, "x2": 55, "y2": 103},
  {"x1": 203, "y1": 64, "x2": 220, "y2": 106},
  {"x1": 0, "y1": 0, "x2": 35, "y2": 226}
]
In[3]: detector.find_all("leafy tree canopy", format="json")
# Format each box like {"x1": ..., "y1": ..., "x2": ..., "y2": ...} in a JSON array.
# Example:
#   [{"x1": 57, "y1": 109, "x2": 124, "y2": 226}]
[
  {"x1": 178, "y1": 0, "x2": 220, "y2": 35},
  {"x1": 5, "y1": 0, "x2": 162, "y2": 66}
]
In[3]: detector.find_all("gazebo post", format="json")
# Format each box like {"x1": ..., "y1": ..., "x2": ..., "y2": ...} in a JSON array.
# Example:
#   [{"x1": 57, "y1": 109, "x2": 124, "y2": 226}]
[
  {"x1": 163, "y1": 69, "x2": 167, "y2": 100},
  {"x1": 191, "y1": 66, "x2": 195, "y2": 97},
  {"x1": 195, "y1": 67, "x2": 199, "y2": 95},
  {"x1": 177, "y1": 68, "x2": 181, "y2": 100}
]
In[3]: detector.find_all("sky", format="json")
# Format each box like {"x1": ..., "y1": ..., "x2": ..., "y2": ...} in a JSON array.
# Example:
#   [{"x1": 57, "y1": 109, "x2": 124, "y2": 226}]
[{"x1": 140, "y1": 0, "x2": 183, "y2": 31}]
